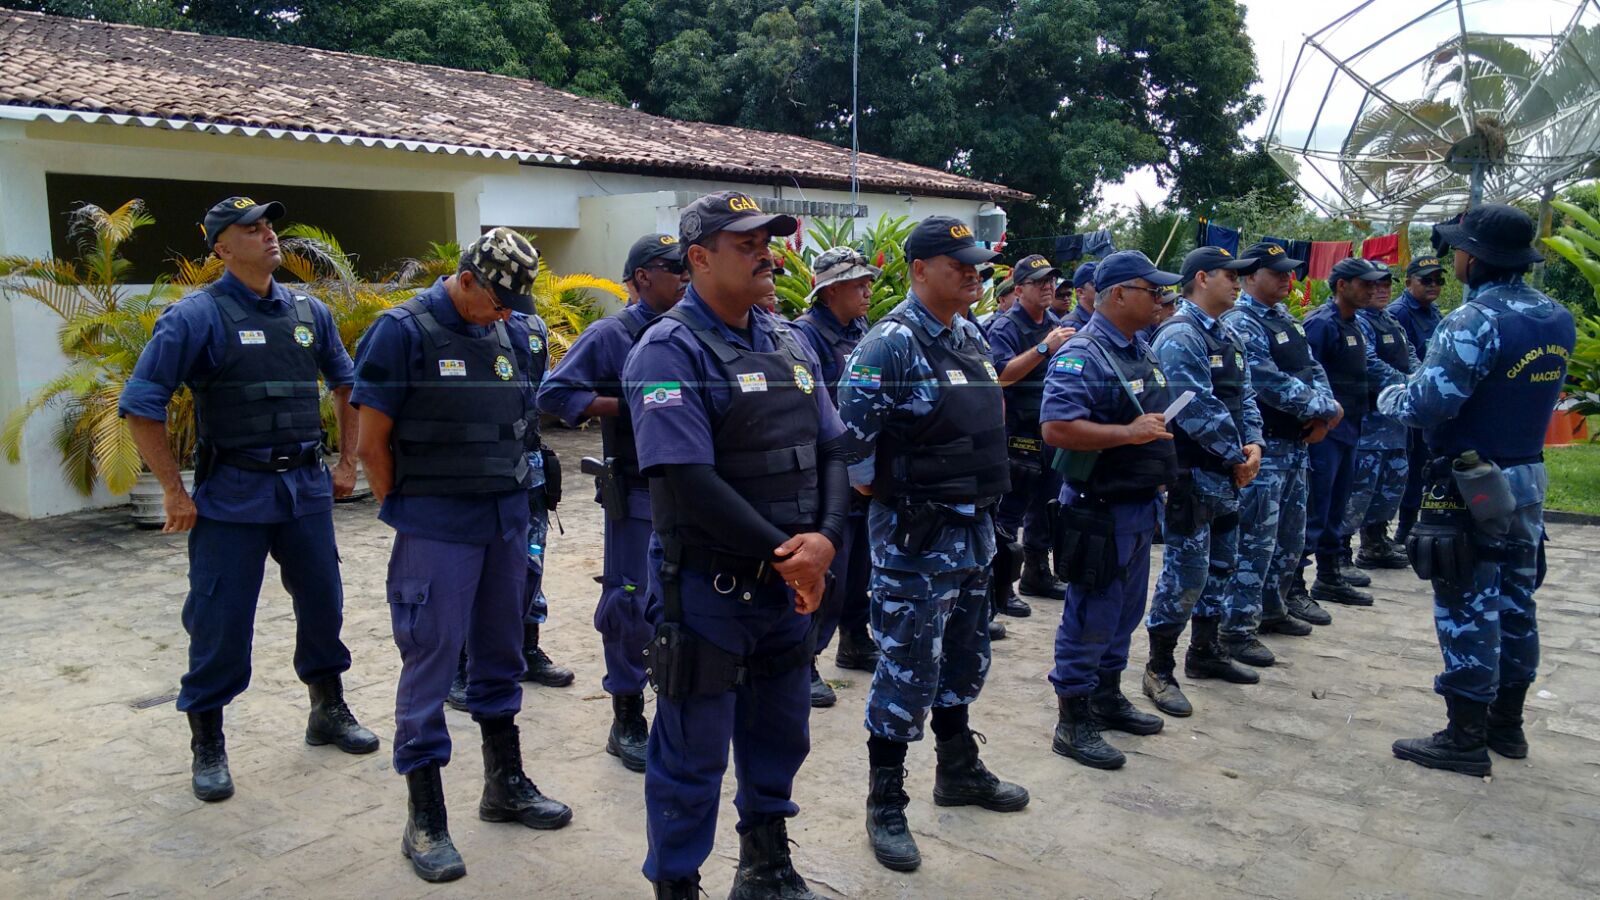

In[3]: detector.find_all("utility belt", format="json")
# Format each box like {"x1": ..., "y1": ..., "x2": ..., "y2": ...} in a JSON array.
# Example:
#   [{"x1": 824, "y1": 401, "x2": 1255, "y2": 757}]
[
  {"x1": 891, "y1": 497, "x2": 996, "y2": 555},
  {"x1": 1405, "y1": 456, "x2": 1518, "y2": 587},
  {"x1": 199, "y1": 442, "x2": 322, "y2": 483},
  {"x1": 1048, "y1": 496, "x2": 1118, "y2": 591},
  {"x1": 581, "y1": 456, "x2": 627, "y2": 521},
  {"x1": 1164, "y1": 477, "x2": 1239, "y2": 536},
  {"x1": 1007, "y1": 435, "x2": 1045, "y2": 480}
]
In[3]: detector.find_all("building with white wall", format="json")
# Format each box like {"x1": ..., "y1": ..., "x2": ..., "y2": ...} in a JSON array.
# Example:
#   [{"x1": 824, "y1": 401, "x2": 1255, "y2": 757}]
[{"x1": 0, "y1": 10, "x2": 1025, "y2": 518}]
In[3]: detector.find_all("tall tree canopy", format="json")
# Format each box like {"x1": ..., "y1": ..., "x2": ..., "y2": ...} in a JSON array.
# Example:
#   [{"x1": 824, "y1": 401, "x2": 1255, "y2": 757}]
[{"x1": 6, "y1": 0, "x2": 1292, "y2": 232}]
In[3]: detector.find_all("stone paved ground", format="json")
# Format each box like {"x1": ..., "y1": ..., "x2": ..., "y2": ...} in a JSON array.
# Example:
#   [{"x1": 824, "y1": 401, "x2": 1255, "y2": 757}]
[{"x1": 1, "y1": 426, "x2": 1598, "y2": 899}]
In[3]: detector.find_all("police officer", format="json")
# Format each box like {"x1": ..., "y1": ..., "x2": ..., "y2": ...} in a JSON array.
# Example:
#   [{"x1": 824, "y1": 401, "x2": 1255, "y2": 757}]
[
  {"x1": 353, "y1": 229, "x2": 572, "y2": 883},
  {"x1": 1041, "y1": 250, "x2": 1179, "y2": 769},
  {"x1": 121, "y1": 196, "x2": 378, "y2": 804},
  {"x1": 977, "y1": 277, "x2": 1016, "y2": 331},
  {"x1": 1344, "y1": 265, "x2": 1418, "y2": 570},
  {"x1": 1064, "y1": 262, "x2": 1098, "y2": 329},
  {"x1": 836, "y1": 216, "x2": 1029, "y2": 874},
  {"x1": 1382, "y1": 203, "x2": 1574, "y2": 776},
  {"x1": 1300, "y1": 258, "x2": 1392, "y2": 607},
  {"x1": 1219, "y1": 242, "x2": 1343, "y2": 654},
  {"x1": 989, "y1": 254, "x2": 1077, "y2": 609},
  {"x1": 623, "y1": 191, "x2": 847, "y2": 899},
  {"x1": 1142, "y1": 246, "x2": 1265, "y2": 714},
  {"x1": 790, "y1": 246, "x2": 884, "y2": 707},
  {"x1": 1389, "y1": 254, "x2": 1447, "y2": 545},
  {"x1": 1050, "y1": 277, "x2": 1075, "y2": 324},
  {"x1": 535, "y1": 232, "x2": 688, "y2": 772}
]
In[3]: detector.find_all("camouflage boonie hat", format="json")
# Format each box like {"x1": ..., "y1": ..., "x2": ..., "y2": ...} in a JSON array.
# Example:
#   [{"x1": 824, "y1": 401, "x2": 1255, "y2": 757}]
[
  {"x1": 463, "y1": 227, "x2": 540, "y2": 314},
  {"x1": 805, "y1": 247, "x2": 882, "y2": 302}
]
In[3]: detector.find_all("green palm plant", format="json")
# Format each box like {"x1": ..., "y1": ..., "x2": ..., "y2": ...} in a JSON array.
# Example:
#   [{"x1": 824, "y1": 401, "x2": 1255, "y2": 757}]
[
  {"x1": 771, "y1": 214, "x2": 916, "y2": 321},
  {"x1": 1542, "y1": 195, "x2": 1600, "y2": 419}
]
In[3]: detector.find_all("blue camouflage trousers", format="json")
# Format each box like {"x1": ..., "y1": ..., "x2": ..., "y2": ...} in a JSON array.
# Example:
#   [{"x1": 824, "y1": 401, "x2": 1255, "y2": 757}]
[
  {"x1": 523, "y1": 491, "x2": 550, "y2": 625},
  {"x1": 1147, "y1": 471, "x2": 1241, "y2": 631},
  {"x1": 1221, "y1": 443, "x2": 1311, "y2": 638},
  {"x1": 1430, "y1": 465, "x2": 1546, "y2": 704},
  {"x1": 1341, "y1": 446, "x2": 1409, "y2": 537},
  {"x1": 865, "y1": 565, "x2": 992, "y2": 742}
]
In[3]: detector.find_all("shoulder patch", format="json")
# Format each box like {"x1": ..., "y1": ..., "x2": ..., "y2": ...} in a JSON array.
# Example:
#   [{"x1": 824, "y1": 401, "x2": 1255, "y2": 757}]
[
  {"x1": 1054, "y1": 356, "x2": 1086, "y2": 375},
  {"x1": 847, "y1": 363, "x2": 881, "y2": 390},
  {"x1": 641, "y1": 381, "x2": 683, "y2": 408}
]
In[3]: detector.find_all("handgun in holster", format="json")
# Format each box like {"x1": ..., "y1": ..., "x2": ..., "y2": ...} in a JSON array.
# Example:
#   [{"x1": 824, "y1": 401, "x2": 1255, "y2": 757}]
[
  {"x1": 892, "y1": 501, "x2": 944, "y2": 554},
  {"x1": 581, "y1": 456, "x2": 626, "y2": 521},
  {"x1": 1407, "y1": 458, "x2": 1478, "y2": 587},
  {"x1": 1049, "y1": 497, "x2": 1118, "y2": 591}
]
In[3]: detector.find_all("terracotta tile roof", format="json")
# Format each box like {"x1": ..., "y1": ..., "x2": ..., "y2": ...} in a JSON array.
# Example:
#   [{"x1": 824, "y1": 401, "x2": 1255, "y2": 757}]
[{"x1": 0, "y1": 11, "x2": 1028, "y2": 202}]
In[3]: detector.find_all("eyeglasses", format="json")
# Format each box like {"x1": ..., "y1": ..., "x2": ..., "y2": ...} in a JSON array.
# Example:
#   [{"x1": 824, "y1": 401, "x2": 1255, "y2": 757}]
[
  {"x1": 466, "y1": 266, "x2": 510, "y2": 312},
  {"x1": 642, "y1": 260, "x2": 687, "y2": 275}
]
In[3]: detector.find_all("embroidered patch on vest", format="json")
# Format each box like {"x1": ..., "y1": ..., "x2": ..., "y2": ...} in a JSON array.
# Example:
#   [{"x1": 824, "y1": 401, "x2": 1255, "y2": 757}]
[
  {"x1": 293, "y1": 324, "x2": 314, "y2": 347},
  {"x1": 792, "y1": 365, "x2": 815, "y2": 394},
  {"x1": 494, "y1": 355, "x2": 514, "y2": 380}
]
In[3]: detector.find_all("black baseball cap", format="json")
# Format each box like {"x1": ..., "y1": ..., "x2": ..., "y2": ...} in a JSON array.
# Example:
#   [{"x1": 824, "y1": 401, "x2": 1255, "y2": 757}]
[
  {"x1": 904, "y1": 216, "x2": 1001, "y2": 265},
  {"x1": 1406, "y1": 255, "x2": 1444, "y2": 277},
  {"x1": 1180, "y1": 246, "x2": 1257, "y2": 284},
  {"x1": 1011, "y1": 254, "x2": 1061, "y2": 284},
  {"x1": 1329, "y1": 257, "x2": 1389, "y2": 286},
  {"x1": 1093, "y1": 250, "x2": 1181, "y2": 292},
  {"x1": 201, "y1": 196, "x2": 284, "y2": 250},
  {"x1": 679, "y1": 191, "x2": 798, "y2": 245},
  {"x1": 624, "y1": 233, "x2": 684, "y2": 280},
  {"x1": 1240, "y1": 241, "x2": 1301, "y2": 273}
]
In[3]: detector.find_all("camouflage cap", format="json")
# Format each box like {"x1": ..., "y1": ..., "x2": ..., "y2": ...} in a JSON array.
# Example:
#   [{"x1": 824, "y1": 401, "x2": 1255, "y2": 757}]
[
  {"x1": 463, "y1": 227, "x2": 540, "y2": 315},
  {"x1": 805, "y1": 246, "x2": 881, "y2": 301}
]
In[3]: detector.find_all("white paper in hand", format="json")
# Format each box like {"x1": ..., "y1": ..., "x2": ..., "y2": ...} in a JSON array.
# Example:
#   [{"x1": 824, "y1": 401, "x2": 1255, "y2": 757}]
[{"x1": 1163, "y1": 390, "x2": 1196, "y2": 421}]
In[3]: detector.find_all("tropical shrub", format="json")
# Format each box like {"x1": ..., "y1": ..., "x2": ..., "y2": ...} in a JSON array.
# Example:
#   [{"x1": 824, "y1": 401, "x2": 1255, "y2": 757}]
[{"x1": 773, "y1": 214, "x2": 916, "y2": 321}]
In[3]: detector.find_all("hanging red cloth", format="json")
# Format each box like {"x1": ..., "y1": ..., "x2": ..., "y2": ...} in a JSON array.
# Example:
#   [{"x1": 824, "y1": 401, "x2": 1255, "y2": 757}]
[
  {"x1": 1306, "y1": 241, "x2": 1353, "y2": 280},
  {"x1": 1362, "y1": 233, "x2": 1400, "y2": 265}
]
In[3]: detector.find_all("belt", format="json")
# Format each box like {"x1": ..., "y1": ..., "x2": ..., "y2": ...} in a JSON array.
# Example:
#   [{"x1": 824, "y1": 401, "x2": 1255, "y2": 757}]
[
  {"x1": 216, "y1": 445, "x2": 321, "y2": 473},
  {"x1": 675, "y1": 546, "x2": 783, "y2": 591}
]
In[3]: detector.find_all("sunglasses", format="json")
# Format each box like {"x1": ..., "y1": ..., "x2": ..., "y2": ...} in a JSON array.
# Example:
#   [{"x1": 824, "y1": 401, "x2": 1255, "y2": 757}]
[
  {"x1": 1416, "y1": 275, "x2": 1445, "y2": 286},
  {"x1": 642, "y1": 260, "x2": 687, "y2": 275}
]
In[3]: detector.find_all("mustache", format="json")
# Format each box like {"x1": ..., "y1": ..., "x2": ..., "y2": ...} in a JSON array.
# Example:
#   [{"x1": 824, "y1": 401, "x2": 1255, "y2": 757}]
[{"x1": 753, "y1": 260, "x2": 775, "y2": 277}]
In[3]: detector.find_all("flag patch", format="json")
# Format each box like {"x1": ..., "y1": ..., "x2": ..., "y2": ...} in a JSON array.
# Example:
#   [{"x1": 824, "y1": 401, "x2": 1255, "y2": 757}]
[
  {"x1": 847, "y1": 364, "x2": 881, "y2": 390},
  {"x1": 642, "y1": 381, "x2": 683, "y2": 408},
  {"x1": 1054, "y1": 356, "x2": 1086, "y2": 375}
]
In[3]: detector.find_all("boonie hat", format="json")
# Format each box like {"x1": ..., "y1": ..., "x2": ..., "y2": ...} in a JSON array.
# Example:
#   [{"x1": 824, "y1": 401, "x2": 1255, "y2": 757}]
[
  {"x1": 1435, "y1": 204, "x2": 1543, "y2": 268},
  {"x1": 805, "y1": 247, "x2": 882, "y2": 301}
]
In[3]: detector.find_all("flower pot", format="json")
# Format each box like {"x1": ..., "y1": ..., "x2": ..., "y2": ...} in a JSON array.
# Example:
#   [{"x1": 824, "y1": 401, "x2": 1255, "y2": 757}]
[{"x1": 130, "y1": 470, "x2": 196, "y2": 529}]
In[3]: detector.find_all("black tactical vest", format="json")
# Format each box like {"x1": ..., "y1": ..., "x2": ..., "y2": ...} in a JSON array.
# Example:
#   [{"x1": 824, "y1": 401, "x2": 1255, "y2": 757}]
[
  {"x1": 997, "y1": 306, "x2": 1054, "y2": 440},
  {"x1": 792, "y1": 307, "x2": 864, "y2": 406},
  {"x1": 872, "y1": 310, "x2": 1011, "y2": 504},
  {"x1": 191, "y1": 289, "x2": 324, "y2": 450},
  {"x1": 389, "y1": 297, "x2": 534, "y2": 496},
  {"x1": 1225, "y1": 303, "x2": 1321, "y2": 440},
  {"x1": 1367, "y1": 311, "x2": 1414, "y2": 404},
  {"x1": 1157, "y1": 312, "x2": 1247, "y2": 471},
  {"x1": 1307, "y1": 304, "x2": 1369, "y2": 420},
  {"x1": 650, "y1": 306, "x2": 822, "y2": 552},
  {"x1": 1064, "y1": 333, "x2": 1179, "y2": 500},
  {"x1": 598, "y1": 308, "x2": 652, "y2": 478}
]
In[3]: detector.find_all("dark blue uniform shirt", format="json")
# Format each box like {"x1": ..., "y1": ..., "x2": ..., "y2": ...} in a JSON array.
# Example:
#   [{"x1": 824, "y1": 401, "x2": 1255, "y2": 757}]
[
  {"x1": 1303, "y1": 298, "x2": 1366, "y2": 446},
  {"x1": 350, "y1": 279, "x2": 545, "y2": 544},
  {"x1": 537, "y1": 302, "x2": 660, "y2": 426},
  {"x1": 1389, "y1": 290, "x2": 1444, "y2": 362},
  {"x1": 788, "y1": 303, "x2": 868, "y2": 400},
  {"x1": 118, "y1": 270, "x2": 355, "y2": 524}
]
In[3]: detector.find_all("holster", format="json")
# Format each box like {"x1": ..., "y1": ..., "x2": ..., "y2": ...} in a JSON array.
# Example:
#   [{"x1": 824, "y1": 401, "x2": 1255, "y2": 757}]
[
  {"x1": 893, "y1": 499, "x2": 972, "y2": 555},
  {"x1": 1049, "y1": 497, "x2": 1118, "y2": 591},
  {"x1": 991, "y1": 525, "x2": 1024, "y2": 587},
  {"x1": 581, "y1": 456, "x2": 626, "y2": 521},
  {"x1": 1163, "y1": 477, "x2": 1213, "y2": 534},
  {"x1": 1407, "y1": 460, "x2": 1478, "y2": 587},
  {"x1": 539, "y1": 445, "x2": 562, "y2": 510}
]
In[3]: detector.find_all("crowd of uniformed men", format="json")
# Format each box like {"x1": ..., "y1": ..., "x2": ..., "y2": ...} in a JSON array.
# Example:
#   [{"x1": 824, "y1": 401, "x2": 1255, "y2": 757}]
[{"x1": 121, "y1": 192, "x2": 1574, "y2": 898}]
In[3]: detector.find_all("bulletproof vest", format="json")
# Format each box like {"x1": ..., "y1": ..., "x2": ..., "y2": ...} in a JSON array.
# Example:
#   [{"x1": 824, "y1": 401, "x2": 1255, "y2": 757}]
[
  {"x1": 191, "y1": 288, "x2": 324, "y2": 450},
  {"x1": 1429, "y1": 289, "x2": 1576, "y2": 467},
  {"x1": 1225, "y1": 302, "x2": 1320, "y2": 440},
  {"x1": 872, "y1": 309, "x2": 1011, "y2": 504},
  {"x1": 1366, "y1": 310, "x2": 1414, "y2": 403},
  {"x1": 598, "y1": 307, "x2": 652, "y2": 478},
  {"x1": 652, "y1": 306, "x2": 822, "y2": 550},
  {"x1": 997, "y1": 305, "x2": 1054, "y2": 438},
  {"x1": 1307, "y1": 304, "x2": 1369, "y2": 421},
  {"x1": 1064, "y1": 333, "x2": 1179, "y2": 501},
  {"x1": 792, "y1": 307, "x2": 864, "y2": 406},
  {"x1": 389, "y1": 297, "x2": 534, "y2": 496},
  {"x1": 1157, "y1": 312, "x2": 1247, "y2": 470}
]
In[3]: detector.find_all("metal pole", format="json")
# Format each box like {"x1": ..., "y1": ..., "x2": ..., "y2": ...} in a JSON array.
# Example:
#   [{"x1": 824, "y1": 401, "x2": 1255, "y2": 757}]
[
  {"x1": 850, "y1": 0, "x2": 861, "y2": 221},
  {"x1": 1468, "y1": 160, "x2": 1485, "y2": 209}
]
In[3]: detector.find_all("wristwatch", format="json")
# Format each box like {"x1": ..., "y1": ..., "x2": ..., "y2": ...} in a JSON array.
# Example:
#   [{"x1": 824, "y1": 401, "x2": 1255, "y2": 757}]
[{"x1": 1035, "y1": 341, "x2": 1050, "y2": 356}]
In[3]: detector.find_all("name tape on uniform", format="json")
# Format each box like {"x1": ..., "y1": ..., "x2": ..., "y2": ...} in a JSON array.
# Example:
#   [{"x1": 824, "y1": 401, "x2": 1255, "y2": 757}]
[
  {"x1": 238, "y1": 330, "x2": 266, "y2": 345},
  {"x1": 946, "y1": 369, "x2": 968, "y2": 385},
  {"x1": 738, "y1": 372, "x2": 768, "y2": 392},
  {"x1": 439, "y1": 359, "x2": 467, "y2": 377}
]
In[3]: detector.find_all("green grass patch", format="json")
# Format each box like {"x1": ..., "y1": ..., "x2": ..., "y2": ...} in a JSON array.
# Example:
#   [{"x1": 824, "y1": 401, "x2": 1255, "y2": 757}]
[{"x1": 1544, "y1": 443, "x2": 1600, "y2": 515}]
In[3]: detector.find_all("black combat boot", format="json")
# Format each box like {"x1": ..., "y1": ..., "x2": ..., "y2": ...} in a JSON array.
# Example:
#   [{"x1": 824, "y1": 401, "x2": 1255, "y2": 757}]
[
  {"x1": 1286, "y1": 570, "x2": 1333, "y2": 625},
  {"x1": 1260, "y1": 612, "x2": 1313, "y2": 636},
  {"x1": 1392, "y1": 694, "x2": 1492, "y2": 776},
  {"x1": 932, "y1": 730, "x2": 1030, "y2": 811},
  {"x1": 606, "y1": 693, "x2": 649, "y2": 773},
  {"x1": 728, "y1": 818, "x2": 817, "y2": 900},
  {"x1": 1089, "y1": 670, "x2": 1164, "y2": 735},
  {"x1": 994, "y1": 576, "x2": 1033, "y2": 617},
  {"x1": 809, "y1": 661, "x2": 837, "y2": 708},
  {"x1": 1311, "y1": 569, "x2": 1374, "y2": 607},
  {"x1": 520, "y1": 623, "x2": 575, "y2": 687},
  {"x1": 305, "y1": 675, "x2": 380, "y2": 754},
  {"x1": 651, "y1": 875, "x2": 700, "y2": 899},
  {"x1": 1221, "y1": 634, "x2": 1276, "y2": 667},
  {"x1": 1487, "y1": 682, "x2": 1531, "y2": 759},
  {"x1": 446, "y1": 648, "x2": 469, "y2": 712},
  {"x1": 1337, "y1": 540, "x2": 1373, "y2": 587},
  {"x1": 1018, "y1": 549, "x2": 1067, "y2": 601},
  {"x1": 1394, "y1": 507, "x2": 1419, "y2": 546},
  {"x1": 1184, "y1": 616, "x2": 1260, "y2": 684},
  {"x1": 865, "y1": 766, "x2": 920, "y2": 871},
  {"x1": 187, "y1": 709, "x2": 234, "y2": 802},
  {"x1": 987, "y1": 617, "x2": 1008, "y2": 641},
  {"x1": 402, "y1": 764, "x2": 466, "y2": 882},
  {"x1": 834, "y1": 622, "x2": 880, "y2": 672},
  {"x1": 1053, "y1": 694, "x2": 1125, "y2": 770},
  {"x1": 1356, "y1": 523, "x2": 1409, "y2": 570},
  {"x1": 1142, "y1": 625, "x2": 1192, "y2": 717},
  {"x1": 477, "y1": 720, "x2": 573, "y2": 829}
]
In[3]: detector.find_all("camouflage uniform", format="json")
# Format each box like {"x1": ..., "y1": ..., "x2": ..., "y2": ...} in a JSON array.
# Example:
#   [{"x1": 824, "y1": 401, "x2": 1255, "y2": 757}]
[{"x1": 1341, "y1": 306, "x2": 1418, "y2": 537}]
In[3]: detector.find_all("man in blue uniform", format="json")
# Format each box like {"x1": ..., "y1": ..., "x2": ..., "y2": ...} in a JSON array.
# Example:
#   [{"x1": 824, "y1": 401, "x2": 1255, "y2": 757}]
[
  {"x1": 354, "y1": 229, "x2": 572, "y2": 883},
  {"x1": 122, "y1": 196, "x2": 378, "y2": 804},
  {"x1": 837, "y1": 216, "x2": 1029, "y2": 873},
  {"x1": 1143, "y1": 246, "x2": 1265, "y2": 715},
  {"x1": 1219, "y1": 243, "x2": 1343, "y2": 655},
  {"x1": 536, "y1": 232, "x2": 688, "y2": 771},
  {"x1": 977, "y1": 277, "x2": 1015, "y2": 332},
  {"x1": 791, "y1": 246, "x2": 884, "y2": 708},
  {"x1": 1382, "y1": 204, "x2": 1574, "y2": 776},
  {"x1": 989, "y1": 254, "x2": 1077, "y2": 609},
  {"x1": 1300, "y1": 258, "x2": 1391, "y2": 607},
  {"x1": 623, "y1": 191, "x2": 848, "y2": 899},
  {"x1": 1063, "y1": 262, "x2": 1097, "y2": 329},
  {"x1": 1345, "y1": 266, "x2": 1419, "y2": 570},
  {"x1": 1388, "y1": 254, "x2": 1446, "y2": 545},
  {"x1": 1050, "y1": 278, "x2": 1075, "y2": 324},
  {"x1": 1042, "y1": 250, "x2": 1179, "y2": 769}
]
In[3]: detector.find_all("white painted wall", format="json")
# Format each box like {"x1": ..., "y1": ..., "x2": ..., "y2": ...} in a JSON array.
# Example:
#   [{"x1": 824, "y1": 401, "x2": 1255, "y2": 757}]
[{"x1": 0, "y1": 119, "x2": 999, "y2": 517}]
